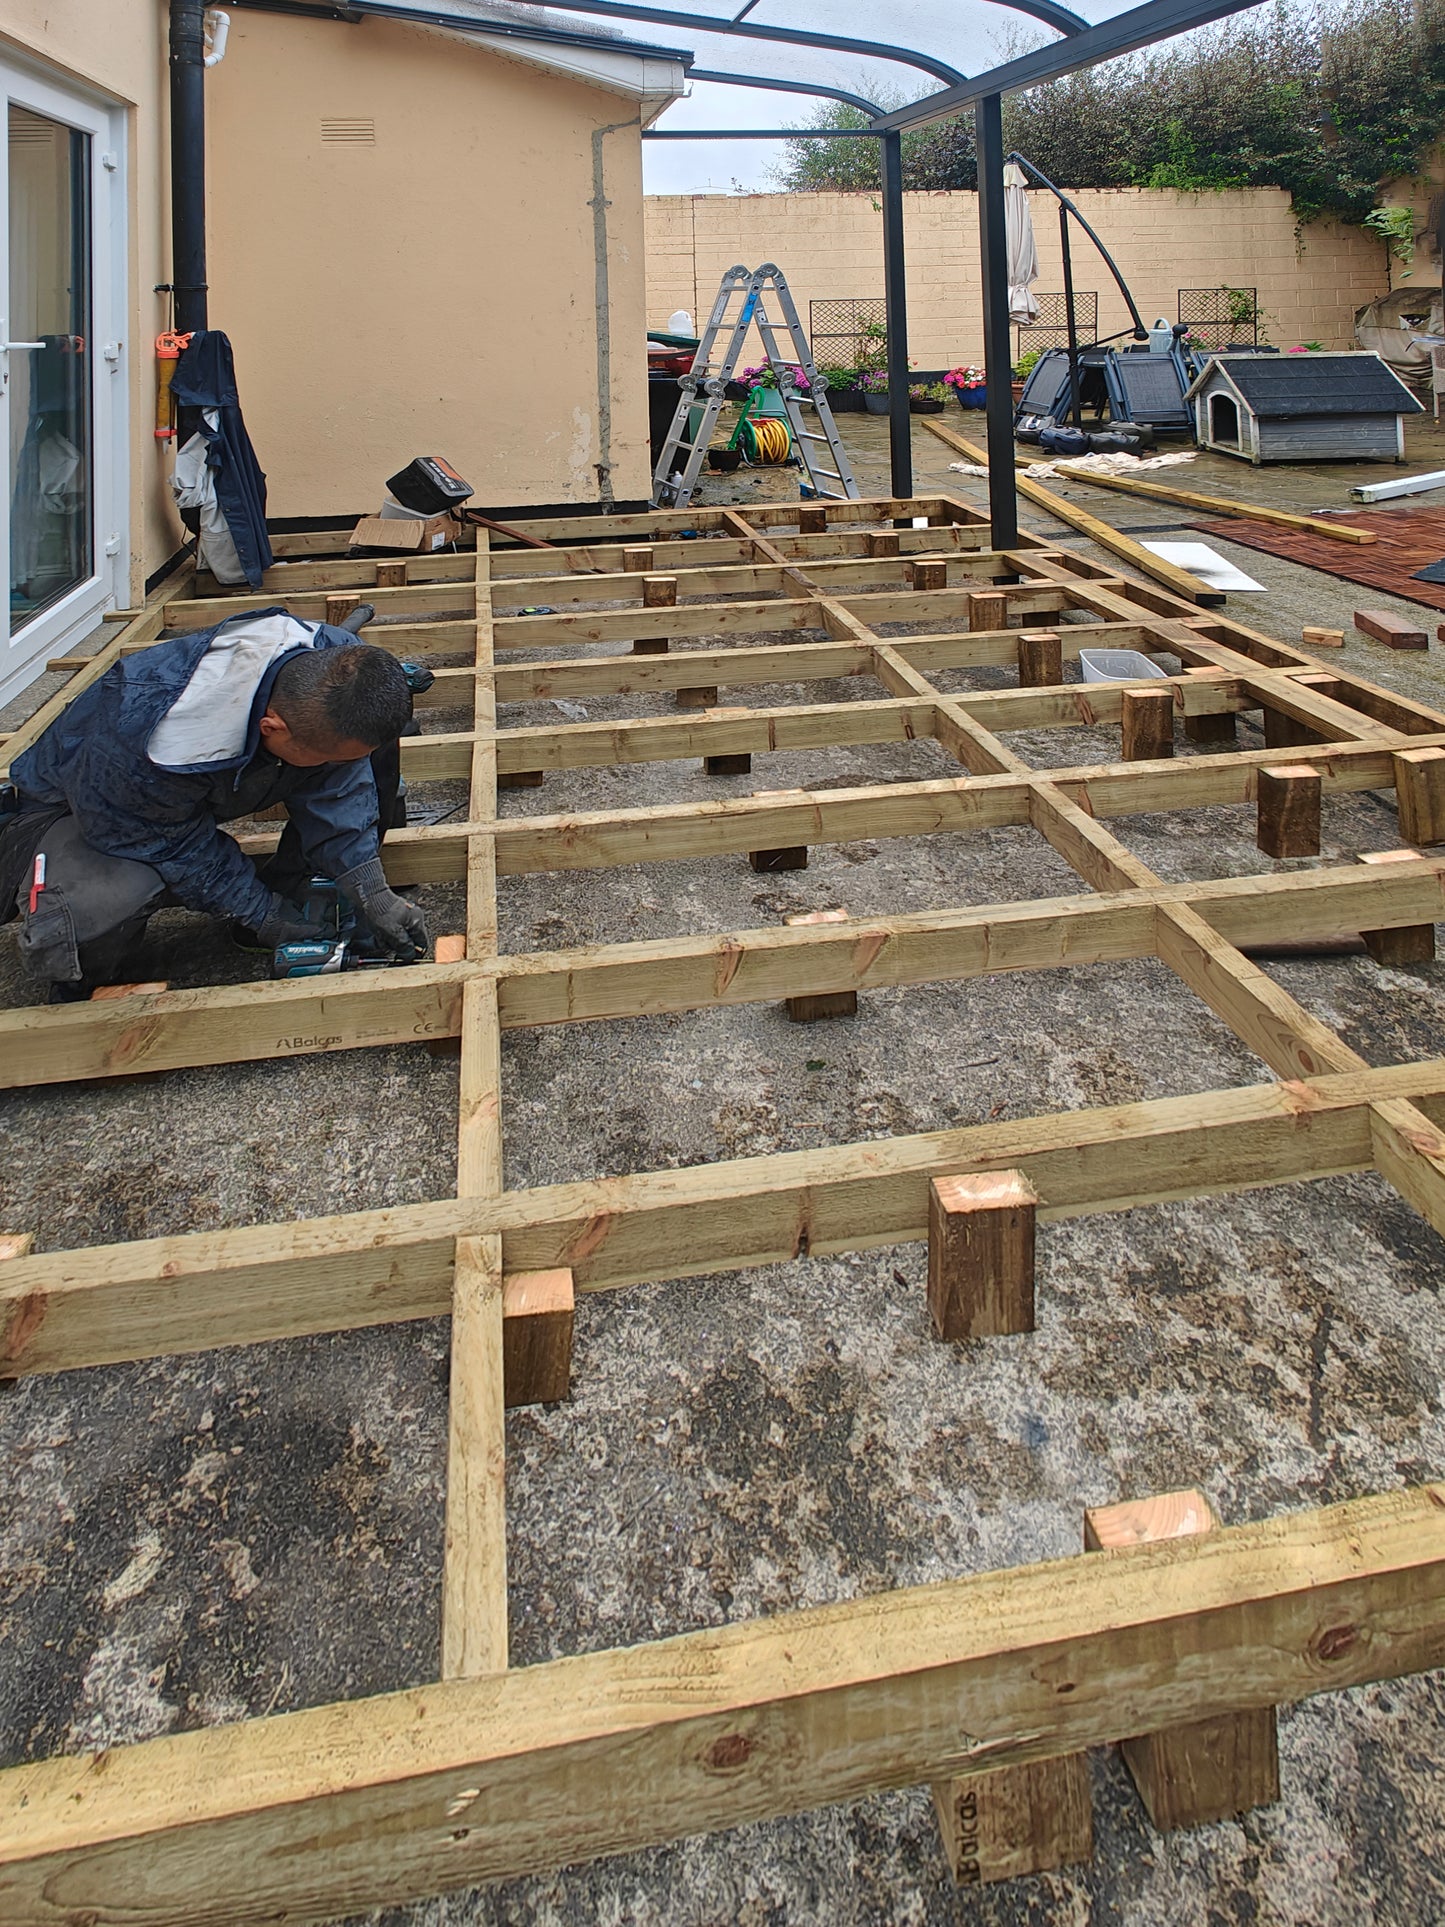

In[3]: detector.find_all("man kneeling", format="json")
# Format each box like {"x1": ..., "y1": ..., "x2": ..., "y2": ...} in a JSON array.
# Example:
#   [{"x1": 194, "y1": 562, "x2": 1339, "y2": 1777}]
[{"x1": 0, "y1": 609, "x2": 430, "y2": 999}]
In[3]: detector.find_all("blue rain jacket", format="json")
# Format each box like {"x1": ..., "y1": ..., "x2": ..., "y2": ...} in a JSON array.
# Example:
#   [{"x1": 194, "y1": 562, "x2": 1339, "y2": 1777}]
[
  {"x1": 10, "y1": 611, "x2": 381, "y2": 931},
  {"x1": 170, "y1": 331, "x2": 275, "y2": 588}
]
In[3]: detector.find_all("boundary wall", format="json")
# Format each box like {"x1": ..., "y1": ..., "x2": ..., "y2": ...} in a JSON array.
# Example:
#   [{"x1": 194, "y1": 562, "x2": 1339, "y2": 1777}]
[{"x1": 646, "y1": 188, "x2": 1389, "y2": 369}]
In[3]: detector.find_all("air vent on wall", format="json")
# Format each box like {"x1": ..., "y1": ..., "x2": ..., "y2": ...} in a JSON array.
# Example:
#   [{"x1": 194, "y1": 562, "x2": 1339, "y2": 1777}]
[{"x1": 321, "y1": 117, "x2": 375, "y2": 145}]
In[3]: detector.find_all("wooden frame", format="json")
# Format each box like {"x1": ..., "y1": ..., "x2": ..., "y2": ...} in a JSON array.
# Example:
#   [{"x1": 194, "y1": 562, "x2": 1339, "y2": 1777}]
[{"x1": 5, "y1": 493, "x2": 1445, "y2": 1922}]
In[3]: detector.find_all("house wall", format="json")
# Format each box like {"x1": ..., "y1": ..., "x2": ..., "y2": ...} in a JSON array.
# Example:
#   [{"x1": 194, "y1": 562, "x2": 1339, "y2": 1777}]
[
  {"x1": 207, "y1": 10, "x2": 653, "y2": 518},
  {"x1": 646, "y1": 188, "x2": 1389, "y2": 372},
  {"x1": 0, "y1": 1, "x2": 175, "y2": 599}
]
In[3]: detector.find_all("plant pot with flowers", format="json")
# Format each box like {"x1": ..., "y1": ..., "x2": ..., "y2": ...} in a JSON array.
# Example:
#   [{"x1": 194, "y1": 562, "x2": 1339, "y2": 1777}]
[
  {"x1": 817, "y1": 364, "x2": 862, "y2": 411},
  {"x1": 908, "y1": 380, "x2": 949, "y2": 414},
  {"x1": 857, "y1": 369, "x2": 891, "y2": 415},
  {"x1": 944, "y1": 365, "x2": 987, "y2": 409}
]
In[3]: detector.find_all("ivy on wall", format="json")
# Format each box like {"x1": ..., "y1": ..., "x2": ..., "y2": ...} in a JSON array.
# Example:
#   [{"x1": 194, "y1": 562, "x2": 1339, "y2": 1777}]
[{"x1": 774, "y1": 0, "x2": 1445, "y2": 231}]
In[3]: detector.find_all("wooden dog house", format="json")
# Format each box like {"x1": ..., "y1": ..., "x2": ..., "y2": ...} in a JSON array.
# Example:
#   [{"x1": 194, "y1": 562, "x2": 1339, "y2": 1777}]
[{"x1": 1186, "y1": 351, "x2": 1421, "y2": 463}]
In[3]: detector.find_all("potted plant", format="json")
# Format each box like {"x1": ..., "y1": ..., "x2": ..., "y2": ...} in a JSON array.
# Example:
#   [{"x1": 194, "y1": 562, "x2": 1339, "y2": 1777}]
[
  {"x1": 818, "y1": 363, "x2": 862, "y2": 411},
  {"x1": 944, "y1": 365, "x2": 987, "y2": 409},
  {"x1": 1012, "y1": 348, "x2": 1043, "y2": 403},
  {"x1": 908, "y1": 380, "x2": 949, "y2": 414},
  {"x1": 857, "y1": 368, "x2": 890, "y2": 415}
]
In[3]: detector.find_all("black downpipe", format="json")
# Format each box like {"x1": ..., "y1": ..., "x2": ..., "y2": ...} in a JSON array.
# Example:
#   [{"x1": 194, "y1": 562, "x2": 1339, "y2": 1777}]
[
  {"x1": 170, "y1": 0, "x2": 209, "y2": 333},
  {"x1": 975, "y1": 94, "x2": 1018, "y2": 549},
  {"x1": 880, "y1": 130, "x2": 912, "y2": 502}
]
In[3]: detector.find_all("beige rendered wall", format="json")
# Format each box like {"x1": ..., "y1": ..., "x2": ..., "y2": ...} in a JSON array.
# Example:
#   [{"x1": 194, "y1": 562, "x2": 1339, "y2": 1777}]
[
  {"x1": 647, "y1": 188, "x2": 1388, "y2": 370},
  {"x1": 0, "y1": 1, "x2": 178, "y2": 596},
  {"x1": 207, "y1": 11, "x2": 652, "y2": 516}
]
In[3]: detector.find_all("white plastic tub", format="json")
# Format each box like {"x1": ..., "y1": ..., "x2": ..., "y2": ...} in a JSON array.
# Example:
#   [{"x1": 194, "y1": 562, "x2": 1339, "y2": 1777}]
[{"x1": 1078, "y1": 648, "x2": 1168, "y2": 683}]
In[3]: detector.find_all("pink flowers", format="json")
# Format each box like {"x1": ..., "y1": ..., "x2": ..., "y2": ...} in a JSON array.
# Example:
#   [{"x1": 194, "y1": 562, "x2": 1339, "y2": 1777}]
[{"x1": 944, "y1": 365, "x2": 987, "y2": 389}]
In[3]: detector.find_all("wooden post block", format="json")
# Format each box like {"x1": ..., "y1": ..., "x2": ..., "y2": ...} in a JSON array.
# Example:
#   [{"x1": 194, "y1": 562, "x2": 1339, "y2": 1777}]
[
  {"x1": 677, "y1": 685, "x2": 719, "y2": 709},
  {"x1": 1301, "y1": 625, "x2": 1344, "y2": 649},
  {"x1": 634, "y1": 577, "x2": 675, "y2": 658},
  {"x1": 703, "y1": 710, "x2": 753, "y2": 776},
  {"x1": 375, "y1": 560, "x2": 407, "y2": 589},
  {"x1": 1180, "y1": 666, "x2": 1236, "y2": 745},
  {"x1": 325, "y1": 593, "x2": 362, "y2": 628},
  {"x1": 910, "y1": 559, "x2": 947, "y2": 591},
  {"x1": 501, "y1": 1267, "x2": 574, "y2": 1406},
  {"x1": 1357, "y1": 849, "x2": 1436, "y2": 965},
  {"x1": 748, "y1": 844, "x2": 808, "y2": 872},
  {"x1": 866, "y1": 530, "x2": 900, "y2": 558},
  {"x1": 1121, "y1": 686, "x2": 1174, "y2": 762},
  {"x1": 968, "y1": 590, "x2": 1009, "y2": 633},
  {"x1": 90, "y1": 981, "x2": 170, "y2": 1000},
  {"x1": 1083, "y1": 1490, "x2": 1280, "y2": 1831},
  {"x1": 933, "y1": 1755, "x2": 1093, "y2": 1887},
  {"x1": 927, "y1": 1170, "x2": 1038, "y2": 1342},
  {"x1": 1394, "y1": 747, "x2": 1445, "y2": 846},
  {"x1": 1016, "y1": 629, "x2": 1062, "y2": 689},
  {"x1": 783, "y1": 907, "x2": 854, "y2": 1022},
  {"x1": 497, "y1": 769, "x2": 544, "y2": 789},
  {"x1": 1355, "y1": 607, "x2": 1428, "y2": 650},
  {"x1": 798, "y1": 507, "x2": 827, "y2": 534},
  {"x1": 0, "y1": 1233, "x2": 34, "y2": 1263},
  {"x1": 424, "y1": 936, "x2": 469, "y2": 1056},
  {"x1": 1263, "y1": 706, "x2": 1315, "y2": 750},
  {"x1": 622, "y1": 546, "x2": 654, "y2": 572},
  {"x1": 785, "y1": 989, "x2": 857, "y2": 1023},
  {"x1": 1256, "y1": 763, "x2": 1321, "y2": 858}
]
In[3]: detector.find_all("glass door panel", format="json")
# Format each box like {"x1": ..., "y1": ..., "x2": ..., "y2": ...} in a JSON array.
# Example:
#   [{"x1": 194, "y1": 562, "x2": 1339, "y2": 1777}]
[{"x1": 7, "y1": 103, "x2": 91, "y2": 635}]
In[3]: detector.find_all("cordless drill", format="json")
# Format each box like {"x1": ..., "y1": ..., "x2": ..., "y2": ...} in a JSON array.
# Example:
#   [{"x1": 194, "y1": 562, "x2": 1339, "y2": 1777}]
[{"x1": 270, "y1": 879, "x2": 421, "y2": 977}]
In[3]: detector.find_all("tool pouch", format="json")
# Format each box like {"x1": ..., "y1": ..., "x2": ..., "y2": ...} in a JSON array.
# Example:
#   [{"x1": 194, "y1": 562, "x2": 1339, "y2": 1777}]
[
  {"x1": 17, "y1": 885, "x2": 81, "y2": 983},
  {"x1": 0, "y1": 804, "x2": 63, "y2": 928}
]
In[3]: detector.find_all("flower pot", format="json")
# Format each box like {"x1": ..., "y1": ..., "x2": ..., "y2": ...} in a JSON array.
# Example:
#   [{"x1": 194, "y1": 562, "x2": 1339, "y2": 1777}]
[
  {"x1": 827, "y1": 387, "x2": 864, "y2": 413},
  {"x1": 909, "y1": 397, "x2": 945, "y2": 414},
  {"x1": 863, "y1": 393, "x2": 890, "y2": 415},
  {"x1": 956, "y1": 385, "x2": 986, "y2": 410},
  {"x1": 1011, "y1": 380, "x2": 1026, "y2": 403}
]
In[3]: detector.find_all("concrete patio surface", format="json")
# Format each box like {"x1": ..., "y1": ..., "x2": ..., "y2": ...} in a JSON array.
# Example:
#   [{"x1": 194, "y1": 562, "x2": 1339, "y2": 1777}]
[{"x1": 5, "y1": 414, "x2": 1445, "y2": 1925}]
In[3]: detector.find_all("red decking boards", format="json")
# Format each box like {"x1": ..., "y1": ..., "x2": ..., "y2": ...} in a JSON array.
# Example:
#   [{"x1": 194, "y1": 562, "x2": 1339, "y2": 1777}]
[{"x1": 1189, "y1": 506, "x2": 1445, "y2": 612}]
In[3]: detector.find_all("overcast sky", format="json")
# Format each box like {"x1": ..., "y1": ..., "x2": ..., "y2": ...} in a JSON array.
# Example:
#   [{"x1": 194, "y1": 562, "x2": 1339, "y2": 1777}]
[{"x1": 621, "y1": 0, "x2": 1234, "y2": 195}]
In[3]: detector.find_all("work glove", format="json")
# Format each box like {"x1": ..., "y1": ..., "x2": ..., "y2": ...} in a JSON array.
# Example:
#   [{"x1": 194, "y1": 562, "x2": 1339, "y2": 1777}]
[
  {"x1": 362, "y1": 888, "x2": 429, "y2": 960},
  {"x1": 256, "y1": 893, "x2": 332, "y2": 949},
  {"x1": 339, "y1": 859, "x2": 429, "y2": 960}
]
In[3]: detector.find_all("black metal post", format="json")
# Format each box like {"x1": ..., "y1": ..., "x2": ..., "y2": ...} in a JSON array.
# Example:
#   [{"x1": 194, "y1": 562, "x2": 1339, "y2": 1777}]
[
  {"x1": 170, "y1": 0, "x2": 209, "y2": 332},
  {"x1": 974, "y1": 94, "x2": 1017, "y2": 548},
  {"x1": 880, "y1": 129, "x2": 912, "y2": 502},
  {"x1": 1060, "y1": 202, "x2": 1082, "y2": 428}
]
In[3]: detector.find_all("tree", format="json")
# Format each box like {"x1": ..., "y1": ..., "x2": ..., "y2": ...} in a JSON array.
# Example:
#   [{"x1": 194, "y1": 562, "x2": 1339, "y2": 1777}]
[{"x1": 770, "y1": 0, "x2": 1445, "y2": 233}]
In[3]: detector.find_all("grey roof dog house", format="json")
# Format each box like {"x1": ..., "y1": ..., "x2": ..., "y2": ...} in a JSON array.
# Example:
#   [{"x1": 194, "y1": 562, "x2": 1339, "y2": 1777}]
[{"x1": 1185, "y1": 352, "x2": 1422, "y2": 463}]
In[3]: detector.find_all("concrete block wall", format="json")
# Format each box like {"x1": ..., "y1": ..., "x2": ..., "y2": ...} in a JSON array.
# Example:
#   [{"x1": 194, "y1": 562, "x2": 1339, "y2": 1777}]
[{"x1": 645, "y1": 188, "x2": 1389, "y2": 370}]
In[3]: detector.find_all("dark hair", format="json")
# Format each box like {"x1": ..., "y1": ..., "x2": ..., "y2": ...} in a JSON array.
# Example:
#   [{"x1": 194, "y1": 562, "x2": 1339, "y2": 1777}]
[{"x1": 270, "y1": 642, "x2": 412, "y2": 751}]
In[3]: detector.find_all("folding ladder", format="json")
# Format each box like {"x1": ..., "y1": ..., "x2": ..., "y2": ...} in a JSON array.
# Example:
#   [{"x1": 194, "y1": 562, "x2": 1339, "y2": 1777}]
[{"x1": 651, "y1": 263, "x2": 860, "y2": 511}]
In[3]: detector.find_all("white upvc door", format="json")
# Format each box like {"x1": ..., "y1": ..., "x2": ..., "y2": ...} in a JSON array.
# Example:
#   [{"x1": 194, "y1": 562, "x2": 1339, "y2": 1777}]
[{"x1": 0, "y1": 54, "x2": 127, "y2": 711}]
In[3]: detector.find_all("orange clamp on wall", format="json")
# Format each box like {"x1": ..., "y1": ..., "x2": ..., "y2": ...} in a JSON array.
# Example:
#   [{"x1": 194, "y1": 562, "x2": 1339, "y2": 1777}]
[{"x1": 154, "y1": 330, "x2": 192, "y2": 441}]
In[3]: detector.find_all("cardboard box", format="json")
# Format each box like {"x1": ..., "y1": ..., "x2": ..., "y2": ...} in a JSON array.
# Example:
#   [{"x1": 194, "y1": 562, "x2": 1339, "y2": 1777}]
[{"x1": 350, "y1": 511, "x2": 461, "y2": 554}]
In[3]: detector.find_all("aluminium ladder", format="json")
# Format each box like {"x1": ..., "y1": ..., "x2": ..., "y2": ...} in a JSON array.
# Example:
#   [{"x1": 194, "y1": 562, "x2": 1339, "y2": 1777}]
[{"x1": 651, "y1": 263, "x2": 861, "y2": 511}]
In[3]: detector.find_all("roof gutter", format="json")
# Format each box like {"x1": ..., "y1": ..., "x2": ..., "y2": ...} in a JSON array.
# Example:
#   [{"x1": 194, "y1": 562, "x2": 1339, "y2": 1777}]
[{"x1": 225, "y1": 0, "x2": 694, "y2": 66}]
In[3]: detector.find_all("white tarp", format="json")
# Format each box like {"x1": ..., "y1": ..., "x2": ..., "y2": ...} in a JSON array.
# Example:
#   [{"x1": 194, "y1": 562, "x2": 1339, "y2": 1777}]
[{"x1": 1004, "y1": 161, "x2": 1039, "y2": 325}]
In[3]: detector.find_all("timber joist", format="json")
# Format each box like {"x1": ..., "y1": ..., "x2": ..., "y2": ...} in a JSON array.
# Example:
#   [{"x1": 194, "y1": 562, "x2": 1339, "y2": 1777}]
[{"x1": 7, "y1": 495, "x2": 1445, "y2": 1921}]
